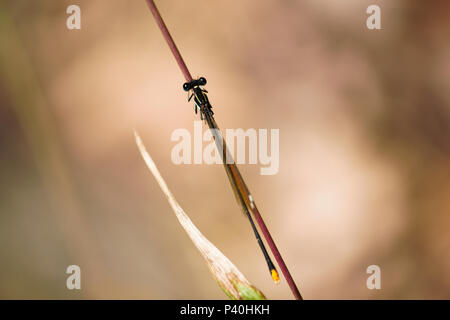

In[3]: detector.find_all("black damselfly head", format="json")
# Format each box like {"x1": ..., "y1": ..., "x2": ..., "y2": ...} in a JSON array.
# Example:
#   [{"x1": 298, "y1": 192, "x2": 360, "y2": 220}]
[{"x1": 183, "y1": 77, "x2": 207, "y2": 91}]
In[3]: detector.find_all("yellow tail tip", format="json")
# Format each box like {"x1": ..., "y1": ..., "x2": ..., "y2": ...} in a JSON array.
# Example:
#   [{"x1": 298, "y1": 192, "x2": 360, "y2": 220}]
[{"x1": 271, "y1": 269, "x2": 280, "y2": 284}]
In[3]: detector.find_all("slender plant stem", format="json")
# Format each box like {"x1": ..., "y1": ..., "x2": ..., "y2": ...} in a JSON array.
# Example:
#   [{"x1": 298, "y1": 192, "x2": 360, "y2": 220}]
[
  {"x1": 145, "y1": 0, "x2": 303, "y2": 300},
  {"x1": 145, "y1": 0, "x2": 192, "y2": 82}
]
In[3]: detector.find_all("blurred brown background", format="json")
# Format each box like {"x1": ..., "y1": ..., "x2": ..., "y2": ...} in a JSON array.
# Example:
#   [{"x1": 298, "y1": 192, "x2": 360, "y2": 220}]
[{"x1": 1, "y1": 0, "x2": 449, "y2": 299}]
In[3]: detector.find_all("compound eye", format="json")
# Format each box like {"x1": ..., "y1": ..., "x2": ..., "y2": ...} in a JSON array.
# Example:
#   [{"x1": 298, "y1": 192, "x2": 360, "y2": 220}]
[
  {"x1": 199, "y1": 77, "x2": 207, "y2": 86},
  {"x1": 183, "y1": 83, "x2": 191, "y2": 91}
]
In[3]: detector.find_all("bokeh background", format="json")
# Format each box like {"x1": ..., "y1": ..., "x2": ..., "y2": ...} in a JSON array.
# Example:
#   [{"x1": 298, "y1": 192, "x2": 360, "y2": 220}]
[{"x1": 1, "y1": 0, "x2": 449, "y2": 299}]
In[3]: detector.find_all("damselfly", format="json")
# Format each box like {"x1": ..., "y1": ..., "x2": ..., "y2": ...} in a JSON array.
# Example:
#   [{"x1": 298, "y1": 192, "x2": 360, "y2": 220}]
[{"x1": 183, "y1": 77, "x2": 280, "y2": 284}]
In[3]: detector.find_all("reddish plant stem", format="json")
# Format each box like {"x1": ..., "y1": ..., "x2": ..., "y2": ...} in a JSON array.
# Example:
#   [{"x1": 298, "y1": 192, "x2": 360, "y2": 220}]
[
  {"x1": 145, "y1": 0, "x2": 192, "y2": 82},
  {"x1": 145, "y1": 0, "x2": 303, "y2": 300},
  {"x1": 251, "y1": 206, "x2": 303, "y2": 300}
]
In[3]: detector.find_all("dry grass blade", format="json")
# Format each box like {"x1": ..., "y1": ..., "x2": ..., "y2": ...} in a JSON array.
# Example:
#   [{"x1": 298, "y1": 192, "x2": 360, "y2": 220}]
[{"x1": 134, "y1": 131, "x2": 266, "y2": 300}]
